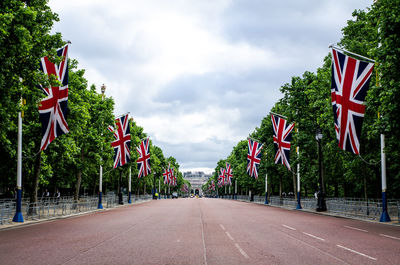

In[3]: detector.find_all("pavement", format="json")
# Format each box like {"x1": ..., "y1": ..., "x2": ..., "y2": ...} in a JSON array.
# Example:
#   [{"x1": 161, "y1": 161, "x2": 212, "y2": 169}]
[{"x1": 0, "y1": 198, "x2": 399, "y2": 265}]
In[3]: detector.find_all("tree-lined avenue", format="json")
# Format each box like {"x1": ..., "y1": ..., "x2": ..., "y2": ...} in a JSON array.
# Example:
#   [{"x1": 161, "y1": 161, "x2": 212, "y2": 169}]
[{"x1": 0, "y1": 198, "x2": 399, "y2": 265}]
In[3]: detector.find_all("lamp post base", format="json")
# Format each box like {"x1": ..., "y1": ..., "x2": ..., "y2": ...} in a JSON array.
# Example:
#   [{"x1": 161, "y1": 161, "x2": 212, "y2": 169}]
[
  {"x1": 379, "y1": 191, "x2": 391, "y2": 222},
  {"x1": 316, "y1": 192, "x2": 327, "y2": 212},
  {"x1": 13, "y1": 188, "x2": 24, "y2": 222},
  {"x1": 264, "y1": 192, "x2": 269, "y2": 205},
  {"x1": 296, "y1": 191, "x2": 302, "y2": 209}
]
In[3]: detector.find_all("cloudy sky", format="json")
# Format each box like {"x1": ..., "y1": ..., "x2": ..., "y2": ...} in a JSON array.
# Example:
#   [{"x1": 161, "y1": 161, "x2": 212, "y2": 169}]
[{"x1": 49, "y1": 0, "x2": 370, "y2": 173}]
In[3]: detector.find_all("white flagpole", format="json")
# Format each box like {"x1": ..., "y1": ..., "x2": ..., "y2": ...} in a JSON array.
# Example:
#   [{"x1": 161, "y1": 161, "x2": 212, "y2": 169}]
[
  {"x1": 296, "y1": 127, "x2": 302, "y2": 209},
  {"x1": 234, "y1": 179, "x2": 237, "y2": 199},
  {"x1": 128, "y1": 166, "x2": 132, "y2": 203},
  {"x1": 264, "y1": 172, "x2": 268, "y2": 204},
  {"x1": 380, "y1": 133, "x2": 390, "y2": 221}
]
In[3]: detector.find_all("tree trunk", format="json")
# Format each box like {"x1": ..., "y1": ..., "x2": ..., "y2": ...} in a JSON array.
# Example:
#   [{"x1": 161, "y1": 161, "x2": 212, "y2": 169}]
[
  {"x1": 29, "y1": 151, "x2": 41, "y2": 215},
  {"x1": 74, "y1": 170, "x2": 82, "y2": 202},
  {"x1": 279, "y1": 175, "x2": 282, "y2": 199},
  {"x1": 74, "y1": 148, "x2": 85, "y2": 203}
]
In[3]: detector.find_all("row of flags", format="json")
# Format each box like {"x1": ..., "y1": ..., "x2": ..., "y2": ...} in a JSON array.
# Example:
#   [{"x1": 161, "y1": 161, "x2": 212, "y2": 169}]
[
  {"x1": 37, "y1": 44, "x2": 375, "y2": 184},
  {"x1": 216, "y1": 163, "x2": 233, "y2": 187},
  {"x1": 245, "y1": 47, "x2": 375, "y2": 179},
  {"x1": 163, "y1": 163, "x2": 177, "y2": 186}
]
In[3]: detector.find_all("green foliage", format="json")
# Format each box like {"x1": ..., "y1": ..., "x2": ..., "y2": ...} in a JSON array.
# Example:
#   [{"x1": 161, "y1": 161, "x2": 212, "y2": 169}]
[
  {"x1": 212, "y1": 0, "x2": 400, "y2": 198},
  {"x1": 0, "y1": 1, "x2": 180, "y2": 199}
]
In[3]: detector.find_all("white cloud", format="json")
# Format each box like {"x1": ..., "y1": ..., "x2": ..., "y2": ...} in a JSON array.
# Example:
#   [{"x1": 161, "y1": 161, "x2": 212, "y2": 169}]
[{"x1": 49, "y1": 0, "x2": 368, "y2": 172}]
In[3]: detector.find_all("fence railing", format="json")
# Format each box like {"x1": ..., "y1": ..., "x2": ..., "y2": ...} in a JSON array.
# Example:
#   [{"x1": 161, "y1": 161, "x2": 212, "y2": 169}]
[
  {"x1": 0, "y1": 194, "x2": 153, "y2": 225},
  {"x1": 222, "y1": 195, "x2": 399, "y2": 222}
]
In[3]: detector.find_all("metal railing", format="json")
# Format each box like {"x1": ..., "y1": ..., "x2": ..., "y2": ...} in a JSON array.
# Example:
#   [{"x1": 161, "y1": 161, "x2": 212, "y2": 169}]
[
  {"x1": 220, "y1": 195, "x2": 399, "y2": 223},
  {"x1": 1, "y1": 194, "x2": 153, "y2": 225}
]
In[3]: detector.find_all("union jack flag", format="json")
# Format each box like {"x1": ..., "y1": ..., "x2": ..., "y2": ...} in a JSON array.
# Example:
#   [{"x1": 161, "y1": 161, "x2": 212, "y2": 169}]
[
  {"x1": 271, "y1": 114, "x2": 295, "y2": 170},
  {"x1": 137, "y1": 138, "x2": 151, "y2": 178},
  {"x1": 331, "y1": 48, "x2": 374, "y2": 154},
  {"x1": 108, "y1": 114, "x2": 131, "y2": 168},
  {"x1": 163, "y1": 165, "x2": 171, "y2": 185},
  {"x1": 39, "y1": 45, "x2": 69, "y2": 151},
  {"x1": 218, "y1": 168, "x2": 226, "y2": 187},
  {"x1": 209, "y1": 180, "x2": 215, "y2": 191},
  {"x1": 170, "y1": 168, "x2": 176, "y2": 186},
  {"x1": 247, "y1": 138, "x2": 263, "y2": 179},
  {"x1": 225, "y1": 163, "x2": 233, "y2": 186},
  {"x1": 181, "y1": 184, "x2": 189, "y2": 193}
]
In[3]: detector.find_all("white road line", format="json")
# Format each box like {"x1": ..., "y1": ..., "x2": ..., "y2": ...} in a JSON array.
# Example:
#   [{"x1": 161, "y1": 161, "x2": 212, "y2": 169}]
[
  {"x1": 336, "y1": 245, "x2": 377, "y2": 261},
  {"x1": 219, "y1": 224, "x2": 225, "y2": 231},
  {"x1": 344, "y1": 226, "x2": 368, "y2": 233},
  {"x1": 283, "y1": 232, "x2": 350, "y2": 264},
  {"x1": 199, "y1": 204, "x2": 208, "y2": 265},
  {"x1": 380, "y1": 234, "x2": 400, "y2": 241},
  {"x1": 302, "y1": 232, "x2": 325, "y2": 241},
  {"x1": 282, "y1": 224, "x2": 296, "y2": 231},
  {"x1": 235, "y1": 243, "x2": 249, "y2": 259},
  {"x1": 225, "y1": 231, "x2": 234, "y2": 241}
]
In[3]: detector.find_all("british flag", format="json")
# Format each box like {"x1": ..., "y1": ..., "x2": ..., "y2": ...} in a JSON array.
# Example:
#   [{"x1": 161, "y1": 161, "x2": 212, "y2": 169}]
[
  {"x1": 271, "y1": 114, "x2": 295, "y2": 170},
  {"x1": 225, "y1": 163, "x2": 233, "y2": 186},
  {"x1": 108, "y1": 114, "x2": 131, "y2": 168},
  {"x1": 181, "y1": 184, "x2": 189, "y2": 193},
  {"x1": 331, "y1": 48, "x2": 374, "y2": 155},
  {"x1": 247, "y1": 138, "x2": 263, "y2": 179},
  {"x1": 39, "y1": 45, "x2": 69, "y2": 151},
  {"x1": 209, "y1": 180, "x2": 215, "y2": 191},
  {"x1": 170, "y1": 168, "x2": 176, "y2": 186},
  {"x1": 218, "y1": 168, "x2": 225, "y2": 187},
  {"x1": 137, "y1": 138, "x2": 151, "y2": 178},
  {"x1": 163, "y1": 165, "x2": 171, "y2": 185}
]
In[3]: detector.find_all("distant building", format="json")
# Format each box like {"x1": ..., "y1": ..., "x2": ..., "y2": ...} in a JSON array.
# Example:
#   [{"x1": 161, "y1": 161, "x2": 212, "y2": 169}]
[{"x1": 183, "y1": 171, "x2": 211, "y2": 195}]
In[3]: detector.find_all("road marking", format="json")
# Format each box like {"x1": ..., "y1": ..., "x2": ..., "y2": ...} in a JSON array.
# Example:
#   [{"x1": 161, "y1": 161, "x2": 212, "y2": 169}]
[
  {"x1": 282, "y1": 224, "x2": 296, "y2": 231},
  {"x1": 344, "y1": 225, "x2": 368, "y2": 233},
  {"x1": 225, "y1": 231, "x2": 234, "y2": 241},
  {"x1": 336, "y1": 245, "x2": 377, "y2": 261},
  {"x1": 283, "y1": 232, "x2": 350, "y2": 264},
  {"x1": 199, "y1": 203, "x2": 208, "y2": 265},
  {"x1": 302, "y1": 232, "x2": 325, "y2": 241},
  {"x1": 235, "y1": 243, "x2": 249, "y2": 259},
  {"x1": 219, "y1": 224, "x2": 225, "y2": 231},
  {"x1": 380, "y1": 234, "x2": 400, "y2": 241}
]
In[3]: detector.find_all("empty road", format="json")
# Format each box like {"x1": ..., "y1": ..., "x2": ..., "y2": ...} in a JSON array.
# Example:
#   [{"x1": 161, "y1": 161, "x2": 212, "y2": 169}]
[{"x1": 0, "y1": 198, "x2": 399, "y2": 264}]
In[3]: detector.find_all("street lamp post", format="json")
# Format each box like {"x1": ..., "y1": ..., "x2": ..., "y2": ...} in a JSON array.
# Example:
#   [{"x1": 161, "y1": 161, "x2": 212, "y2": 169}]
[
  {"x1": 98, "y1": 84, "x2": 106, "y2": 209},
  {"x1": 316, "y1": 129, "x2": 327, "y2": 212}
]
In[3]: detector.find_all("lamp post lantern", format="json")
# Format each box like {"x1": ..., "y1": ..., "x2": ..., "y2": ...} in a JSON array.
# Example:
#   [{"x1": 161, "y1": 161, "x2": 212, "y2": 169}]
[
  {"x1": 98, "y1": 84, "x2": 106, "y2": 209},
  {"x1": 316, "y1": 129, "x2": 327, "y2": 212}
]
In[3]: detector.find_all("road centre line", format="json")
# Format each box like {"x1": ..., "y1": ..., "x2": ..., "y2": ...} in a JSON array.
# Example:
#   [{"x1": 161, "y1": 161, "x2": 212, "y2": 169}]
[
  {"x1": 379, "y1": 234, "x2": 400, "y2": 241},
  {"x1": 336, "y1": 244, "x2": 377, "y2": 261},
  {"x1": 219, "y1": 224, "x2": 225, "y2": 231},
  {"x1": 282, "y1": 224, "x2": 296, "y2": 231},
  {"x1": 302, "y1": 232, "x2": 325, "y2": 241},
  {"x1": 235, "y1": 243, "x2": 249, "y2": 259},
  {"x1": 225, "y1": 231, "x2": 234, "y2": 241},
  {"x1": 344, "y1": 226, "x2": 368, "y2": 233}
]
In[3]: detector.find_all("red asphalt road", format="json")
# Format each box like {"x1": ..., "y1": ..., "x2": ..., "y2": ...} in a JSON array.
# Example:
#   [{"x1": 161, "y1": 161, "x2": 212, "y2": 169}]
[{"x1": 0, "y1": 198, "x2": 399, "y2": 265}]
